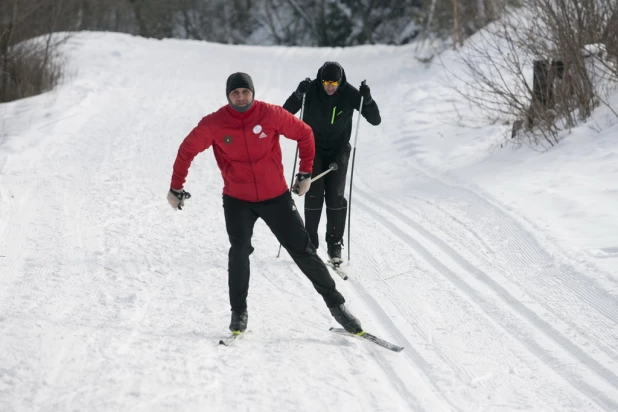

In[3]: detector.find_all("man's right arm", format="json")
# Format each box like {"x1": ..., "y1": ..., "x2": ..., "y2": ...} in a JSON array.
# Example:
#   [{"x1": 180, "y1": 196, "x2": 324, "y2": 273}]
[
  {"x1": 283, "y1": 91, "x2": 302, "y2": 115},
  {"x1": 170, "y1": 118, "x2": 213, "y2": 189},
  {"x1": 283, "y1": 91, "x2": 301, "y2": 114},
  {"x1": 282, "y1": 78, "x2": 311, "y2": 115}
]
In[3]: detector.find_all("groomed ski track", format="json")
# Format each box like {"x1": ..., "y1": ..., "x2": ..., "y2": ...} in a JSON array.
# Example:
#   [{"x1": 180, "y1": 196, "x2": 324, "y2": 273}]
[{"x1": 0, "y1": 33, "x2": 617, "y2": 412}]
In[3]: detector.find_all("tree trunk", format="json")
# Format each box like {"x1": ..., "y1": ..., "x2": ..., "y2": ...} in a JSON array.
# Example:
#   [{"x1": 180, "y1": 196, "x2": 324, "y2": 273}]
[
  {"x1": 425, "y1": 0, "x2": 438, "y2": 33},
  {"x1": 1, "y1": 0, "x2": 19, "y2": 102},
  {"x1": 452, "y1": 0, "x2": 464, "y2": 49},
  {"x1": 477, "y1": 0, "x2": 487, "y2": 26}
]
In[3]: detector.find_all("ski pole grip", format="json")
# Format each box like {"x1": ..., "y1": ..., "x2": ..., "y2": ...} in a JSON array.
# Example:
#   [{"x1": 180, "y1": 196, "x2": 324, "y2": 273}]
[{"x1": 302, "y1": 77, "x2": 311, "y2": 97}]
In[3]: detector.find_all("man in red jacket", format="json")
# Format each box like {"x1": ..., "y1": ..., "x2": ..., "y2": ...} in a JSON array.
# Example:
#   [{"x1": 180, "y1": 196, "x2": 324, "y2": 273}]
[{"x1": 168, "y1": 72, "x2": 362, "y2": 335}]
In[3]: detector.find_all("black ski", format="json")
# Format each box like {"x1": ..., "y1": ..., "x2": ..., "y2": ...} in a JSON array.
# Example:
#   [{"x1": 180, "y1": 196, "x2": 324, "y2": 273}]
[
  {"x1": 219, "y1": 331, "x2": 243, "y2": 346},
  {"x1": 326, "y1": 260, "x2": 348, "y2": 280},
  {"x1": 330, "y1": 327, "x2": 404, "y2": 352}
]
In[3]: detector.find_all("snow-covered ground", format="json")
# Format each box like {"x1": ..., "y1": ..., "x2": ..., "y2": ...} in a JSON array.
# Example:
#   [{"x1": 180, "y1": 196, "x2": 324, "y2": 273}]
[{"x1": 1, "y1": 31, "x2": 617, "y2": 411}]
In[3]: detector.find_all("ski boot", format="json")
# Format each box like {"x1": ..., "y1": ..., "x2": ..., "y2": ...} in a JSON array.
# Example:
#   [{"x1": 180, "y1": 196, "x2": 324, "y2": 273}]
[
  {"x1": 327, "y1": 241, "x2": 343, "y2": 267},
  {"x1": 229, "y1": 310, "x2": 248, "y2": 333},
  {"x1": 329, "y1": 304, "x2": 363, "y2": 334}
]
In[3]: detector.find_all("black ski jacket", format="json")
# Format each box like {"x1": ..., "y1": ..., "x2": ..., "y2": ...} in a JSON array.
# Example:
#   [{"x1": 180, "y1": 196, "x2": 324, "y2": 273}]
[{"x1": 283, "y1": 65, "x2": 381, "y2": 155}]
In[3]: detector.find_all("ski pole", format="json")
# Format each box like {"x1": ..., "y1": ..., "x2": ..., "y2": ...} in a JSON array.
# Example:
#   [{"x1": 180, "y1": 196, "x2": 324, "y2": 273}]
[
  {"x1": 278, "y1": 80, "x2": 309, "y2": 258},
  {"x1": 311, "y1": 162, "x2": 338, "y2": 182},
  {"x1": 347, "y1": 80, "x2": 365, "y2": 262}
]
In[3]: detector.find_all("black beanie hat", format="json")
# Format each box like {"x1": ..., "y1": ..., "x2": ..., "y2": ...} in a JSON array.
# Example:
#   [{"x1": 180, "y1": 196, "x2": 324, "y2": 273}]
[
  {"x1": 226, "y1": 72, "x2": 255, "y2": 96},
  {"x1": 321, "y1": 62, "x2": 342, "y2": 82}
]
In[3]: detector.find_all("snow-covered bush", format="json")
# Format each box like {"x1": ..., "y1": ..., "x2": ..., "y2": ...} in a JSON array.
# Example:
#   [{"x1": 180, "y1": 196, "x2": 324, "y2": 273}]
[{"x1": 450, "y1": 0, "x2": 618, "y2": 149}]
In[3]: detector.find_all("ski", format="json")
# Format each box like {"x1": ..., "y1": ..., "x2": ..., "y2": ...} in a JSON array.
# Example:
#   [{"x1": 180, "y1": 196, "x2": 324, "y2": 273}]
[
  {"x1": 326, "y1": 260, "x2": 348, "y2": 280},
  {"x1": 219, "y1": 331, "x2": 243, "y2": 346},
  {"x1": 330, "y1": 327, "x2": 404, "y2": 352}
]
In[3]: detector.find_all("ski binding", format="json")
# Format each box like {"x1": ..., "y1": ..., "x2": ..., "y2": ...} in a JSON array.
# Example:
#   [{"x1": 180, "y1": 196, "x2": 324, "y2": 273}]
[
  {"x1": 327, "y1": 259, "x2": 348, "y2": 280},
  {"x1": 219, "y1": 331, "x2": 243, "y2": 346}
]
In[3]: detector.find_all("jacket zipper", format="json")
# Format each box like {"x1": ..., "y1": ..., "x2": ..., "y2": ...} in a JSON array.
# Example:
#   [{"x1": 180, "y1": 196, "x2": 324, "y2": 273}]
[{"x1": 241, "y1": 119, "x2": 259, "y2": 200}]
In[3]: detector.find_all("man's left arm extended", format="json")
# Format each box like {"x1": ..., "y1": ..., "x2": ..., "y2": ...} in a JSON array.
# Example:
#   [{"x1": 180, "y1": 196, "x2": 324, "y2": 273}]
[
  {"x1": 273, "y1": 106, "x2": 315, "y2": 174},
  {"x1": 356, "y1": 82, "x2": 381, "y2": 126}
]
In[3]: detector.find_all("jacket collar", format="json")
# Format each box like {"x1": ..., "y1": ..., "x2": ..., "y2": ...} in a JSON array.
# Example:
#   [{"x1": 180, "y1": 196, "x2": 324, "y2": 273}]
[{"x1": 225, "y1": 100, "x2": 258, "y2": 119}]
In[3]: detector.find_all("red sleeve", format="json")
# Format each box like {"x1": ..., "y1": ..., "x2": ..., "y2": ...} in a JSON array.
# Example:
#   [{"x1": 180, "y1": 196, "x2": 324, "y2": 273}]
[
  {"x1": 272, "y1": 105, "x2": 315, "y2": 173},
  {"x1": 170, "y1": 118, "x2": 213, "y2": 189}
]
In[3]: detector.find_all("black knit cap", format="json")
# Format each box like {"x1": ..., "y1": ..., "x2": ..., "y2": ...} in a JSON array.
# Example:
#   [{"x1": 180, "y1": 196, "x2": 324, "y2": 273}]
[
  {"x1": 321, "y1": 62, "x2": 342, "y2": 82},
  {"x1": 226, "y1": 72, "x2": 255, "y2": 96}
]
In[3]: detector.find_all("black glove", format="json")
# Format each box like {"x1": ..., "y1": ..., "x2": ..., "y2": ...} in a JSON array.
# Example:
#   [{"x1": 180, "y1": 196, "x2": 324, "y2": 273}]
[
  {"x1": 359, "y1": 82, "x2": 371, "y2": 98},
  {"x1": 167, "y1": 188, "x2": 192, "y2": 210},
  {"x1": 294, "y1": 78, "x2": 311, "y2": 99},
  {"x1": 359, "y1": 82, "x2": 372, "y2": 105}
]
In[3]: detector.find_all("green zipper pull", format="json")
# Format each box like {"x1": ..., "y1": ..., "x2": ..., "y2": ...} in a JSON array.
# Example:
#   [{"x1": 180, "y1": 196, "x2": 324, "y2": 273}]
[{"x1": 331, "y1": 106, "x2": 337, "y2": 124}]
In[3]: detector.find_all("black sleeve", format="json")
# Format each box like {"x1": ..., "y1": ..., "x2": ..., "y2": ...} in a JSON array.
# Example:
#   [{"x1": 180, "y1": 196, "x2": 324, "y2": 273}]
[
  {"x1": 282, "y1": 91, "x2": 302, "y2": 115},
  {"x1": 350, "y1": 87, "x2": 381, "y2": 126},
  {"x1": 360, "y1": 98, "x2": 381, "y2": 125}
]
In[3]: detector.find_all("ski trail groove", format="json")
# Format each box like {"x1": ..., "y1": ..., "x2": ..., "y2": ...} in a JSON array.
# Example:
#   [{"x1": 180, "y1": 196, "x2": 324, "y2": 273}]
[
  {"x1": 412, "y1": 190, "x2": 618, "y2": 364},
  {"x1": 354, "y1": 187, "x2": 618, "y2": 410},
  {"x1": 347, "y1": 273, "x2": 461, "y2": 412},
  {"x1": 319, "y1": 248, "x2": 441, "y2": 411}
]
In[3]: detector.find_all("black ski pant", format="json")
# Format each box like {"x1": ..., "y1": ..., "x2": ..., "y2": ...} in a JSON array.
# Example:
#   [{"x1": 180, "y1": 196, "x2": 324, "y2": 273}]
[
  {"x1": 304, "y1": 145, "x2": 351, "y2": 249},
  {"x1": 223, "y1": 191, "x2": 345, "y2": 313}
]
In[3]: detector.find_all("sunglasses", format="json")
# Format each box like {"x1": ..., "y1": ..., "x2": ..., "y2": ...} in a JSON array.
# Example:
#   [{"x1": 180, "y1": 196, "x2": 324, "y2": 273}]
[{"x1": 322, "y1": 80, "x2": 340, "y2": 86}]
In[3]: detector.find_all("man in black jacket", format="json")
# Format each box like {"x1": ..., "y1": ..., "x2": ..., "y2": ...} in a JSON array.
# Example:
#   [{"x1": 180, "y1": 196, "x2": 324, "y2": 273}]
[{"x1": 283, "y1": 61, "x2": 381, "y2": 265}]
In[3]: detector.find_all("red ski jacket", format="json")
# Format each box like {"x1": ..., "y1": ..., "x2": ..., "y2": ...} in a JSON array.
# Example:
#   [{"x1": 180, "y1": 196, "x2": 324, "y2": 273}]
[{"x1": 171, "y1": 100, "x2": 315, "y2": 202}]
